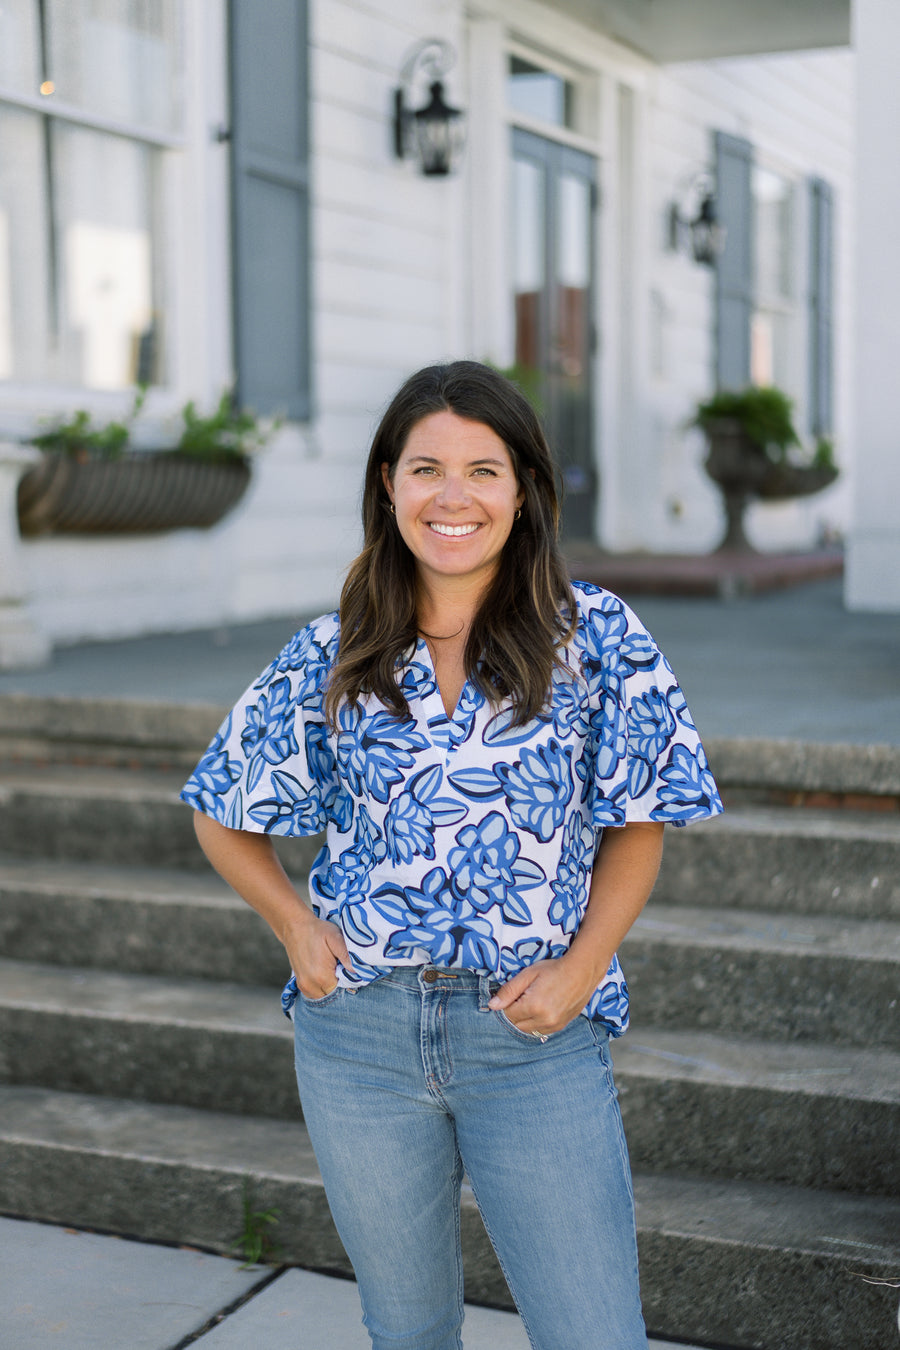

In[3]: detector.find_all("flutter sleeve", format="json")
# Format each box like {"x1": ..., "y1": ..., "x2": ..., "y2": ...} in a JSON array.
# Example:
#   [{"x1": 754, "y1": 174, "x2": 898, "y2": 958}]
[
  {"x1": 573, "y1": 584, "x2": 723, "y2": 830},
  {"x1": 179, "y1": 613, "x2": 343, "y2": 836}
]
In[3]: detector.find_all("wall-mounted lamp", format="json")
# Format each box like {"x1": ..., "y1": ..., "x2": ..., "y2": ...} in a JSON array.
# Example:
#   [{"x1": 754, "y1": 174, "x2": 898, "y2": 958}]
[
  {"x1": 393, "y1": 38, "x2": 466, "y2": 177},
  {"x1": 668, "y1": 175, "x2": 726, "y2": 266}
]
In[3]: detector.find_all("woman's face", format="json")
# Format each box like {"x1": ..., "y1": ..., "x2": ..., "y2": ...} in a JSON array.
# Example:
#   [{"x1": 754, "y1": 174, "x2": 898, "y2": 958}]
[{"x1": 382, "y1": 410, "x2": 524, "y2": 593}]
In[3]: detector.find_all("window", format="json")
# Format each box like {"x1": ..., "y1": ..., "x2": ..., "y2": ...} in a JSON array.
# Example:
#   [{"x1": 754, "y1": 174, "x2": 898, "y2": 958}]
[
  {"x1": 507, "y1": 56, "x2": 576, "y2": 131},
  {"x1": 750, "y1": 166, "x2": 794, "y2": 388},
  {"x1": 0, "y1": 0, "x2": 182, "y2": 391},
  {"x1": 714, "y1": 129, "x2": 833, "y2": 430}
]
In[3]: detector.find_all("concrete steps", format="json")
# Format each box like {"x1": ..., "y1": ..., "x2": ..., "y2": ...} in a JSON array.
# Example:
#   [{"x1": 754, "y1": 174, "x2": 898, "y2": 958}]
[
  {"x1": 1, "y1": 1083, "x2": 897, "y2": 1350},
  {"x1": 2, "y1": 956, "x2": 896, "y2": 1197},
  {"x1": 655, "y1": 804, "x2": 900, "y2": 917},
  {"x1": 0, "y1": 764, "x2": 322, "y2": 875},
  {"x1": 1, "y1": 698, "x2": 899, "y2": 1347},
  {"x1": 622, "y1": 901, "x2": 900, "y2": 1046},
  {"x1": 0, "y1": 857, "x2": 287, "y2": 983}
]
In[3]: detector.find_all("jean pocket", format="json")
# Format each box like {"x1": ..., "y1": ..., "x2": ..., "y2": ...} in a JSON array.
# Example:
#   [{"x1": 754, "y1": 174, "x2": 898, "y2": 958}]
[
  {"x1": 298, "y1": 983, "x2": 342, "y2": 1007},
  {"x1": 492, "y1": 1007, "x2": 560, "y2": 1044}
]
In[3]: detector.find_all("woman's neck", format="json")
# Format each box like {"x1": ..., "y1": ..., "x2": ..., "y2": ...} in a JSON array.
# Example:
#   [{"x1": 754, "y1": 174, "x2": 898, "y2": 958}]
[{"x1": 415, "y1": 572, "x2": 488, "y2": 639}]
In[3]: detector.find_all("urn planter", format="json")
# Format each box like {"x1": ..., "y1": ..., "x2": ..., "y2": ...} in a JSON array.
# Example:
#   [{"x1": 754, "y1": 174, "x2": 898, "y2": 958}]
[
  {"x1": 700, "y1": 410, "x2": 838, "y2": 553},
  {"x1": 16, "y1": 452, "x2": 252, "y2": 537}
]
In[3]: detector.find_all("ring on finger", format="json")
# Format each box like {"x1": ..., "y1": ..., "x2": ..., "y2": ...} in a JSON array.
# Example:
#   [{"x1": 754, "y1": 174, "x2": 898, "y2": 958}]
[{"x1": 529, "y1": 1030, "x2": 549, "y2": 1042}]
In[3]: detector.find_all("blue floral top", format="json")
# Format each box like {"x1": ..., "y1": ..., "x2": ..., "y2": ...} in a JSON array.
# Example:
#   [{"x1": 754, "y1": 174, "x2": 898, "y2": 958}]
[{"x1": 181, "y1": 582, "x2": 722, "y2": 1036}]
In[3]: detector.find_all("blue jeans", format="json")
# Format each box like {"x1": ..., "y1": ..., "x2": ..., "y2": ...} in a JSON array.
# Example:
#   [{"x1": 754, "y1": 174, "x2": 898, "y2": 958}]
[{"x1": 292, "y1": 966, "x2": 648, "y2": 1350}]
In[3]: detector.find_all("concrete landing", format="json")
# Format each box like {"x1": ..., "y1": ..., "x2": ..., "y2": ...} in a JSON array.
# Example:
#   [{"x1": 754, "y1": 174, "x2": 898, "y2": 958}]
[{"x1": 0, "y1": 1217, "x2": 702, "y2": 1350}]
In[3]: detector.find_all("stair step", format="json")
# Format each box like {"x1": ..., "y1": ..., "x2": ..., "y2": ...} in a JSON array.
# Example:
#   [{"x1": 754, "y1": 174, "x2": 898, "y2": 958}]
[
  {"x1": 0, "y1": 856, "x2": 288, "y2": 984},
  {"x1": 0, "y1": 764, "x2": 321, "y2": 875},
  {"x1": 2, "y1": 959, "x2": 895, "y2": 1197},
  {"x1": 655, "y1": 804, "x2": 900, "y2": 917},
  {"x1": 1, "y1": 1084, "x2": 897, "y2": 1350},
  {"x1": 622, "y1": 902, "x2": 900, "y2": 1047},
  {"x1": 612, "y1": 1027, "x2": 899, "y2": 1196},
  {"x1": 5, "y1": 865, "x2": 895, "y2": 1050},
  {"x1": 0, "y1": 959, "x2": 298, "y2": 1120}
]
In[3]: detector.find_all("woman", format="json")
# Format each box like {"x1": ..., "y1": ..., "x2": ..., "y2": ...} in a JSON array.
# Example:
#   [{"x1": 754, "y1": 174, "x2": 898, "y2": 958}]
[{"x1": 182, "y1": 361, "x2": 722, "y2": 1350}]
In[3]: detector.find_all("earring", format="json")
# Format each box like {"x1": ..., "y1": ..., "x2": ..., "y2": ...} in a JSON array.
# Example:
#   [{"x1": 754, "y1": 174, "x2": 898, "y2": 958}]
[
  {"x1": 515, "y1": 508, "x2": 522, "y2": 520},
  {"x1": 390, "y1": 503, "x2": 396, "y2": 515}
]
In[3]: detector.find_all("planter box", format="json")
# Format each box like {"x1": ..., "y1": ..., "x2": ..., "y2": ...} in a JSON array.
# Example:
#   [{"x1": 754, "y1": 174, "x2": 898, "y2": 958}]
[{"x1": 17, "y1": 453, "x2": 251, "y2": 537}]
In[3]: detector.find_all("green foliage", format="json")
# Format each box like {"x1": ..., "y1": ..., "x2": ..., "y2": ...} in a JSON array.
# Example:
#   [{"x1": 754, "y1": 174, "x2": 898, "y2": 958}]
[
  {"x1": 812, "y1": 436, "x2": 836, "y2": 470},
  {"x1": 693, "y1": 386, "x2": 800, "y2": 461},
  {"x1": 28, "y1": 388, "x2": 272, "y2": 464},
  {"x1": 173, "y1": 392, "x2": 273, "y2": 464},
  {"x1": 31, "y1": 388, "x2": 146, "y2": 461},
  {"x1": 484, "y1": 360, "x2": 544, "y2": 414},
  {"x1": 231, "y1": 1179, "x2": 282, "y2": 1268}
]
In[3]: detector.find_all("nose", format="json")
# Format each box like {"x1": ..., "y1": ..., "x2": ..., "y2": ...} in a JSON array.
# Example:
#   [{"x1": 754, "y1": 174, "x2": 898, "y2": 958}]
[{"x1": 435, "y1": 473, "x2": 471, "y2": 509}]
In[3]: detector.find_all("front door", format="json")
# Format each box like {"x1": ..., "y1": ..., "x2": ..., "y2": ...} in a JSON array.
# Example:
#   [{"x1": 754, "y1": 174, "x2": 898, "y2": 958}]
[{"x1": 511, "y1": 128, "x2": 598, "y2": 540}]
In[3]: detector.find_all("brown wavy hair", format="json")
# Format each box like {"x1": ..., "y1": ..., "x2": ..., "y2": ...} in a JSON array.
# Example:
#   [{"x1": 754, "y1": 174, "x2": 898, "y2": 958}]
[{"x1": 325, "y1": 360, "x2": 576, "y2": 727}]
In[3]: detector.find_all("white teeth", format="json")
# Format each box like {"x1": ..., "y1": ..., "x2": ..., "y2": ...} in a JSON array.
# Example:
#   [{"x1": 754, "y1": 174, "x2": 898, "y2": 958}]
[{"x1": 429, "y1": 523, "x2": 479, "y2": 537}]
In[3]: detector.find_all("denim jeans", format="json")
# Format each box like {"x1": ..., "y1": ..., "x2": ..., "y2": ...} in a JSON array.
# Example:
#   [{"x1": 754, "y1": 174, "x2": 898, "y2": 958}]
[{"x1": 292, "y1": 966, "x2": 648, "y2": 1350}]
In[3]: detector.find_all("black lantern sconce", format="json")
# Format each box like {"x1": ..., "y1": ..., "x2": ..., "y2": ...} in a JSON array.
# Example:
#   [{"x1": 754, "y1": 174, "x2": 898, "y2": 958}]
[
  {"x1": 393, "y1": 38, "x2": 466, "y2": 177},
  {"x1": 668, "y1": 175, "x2": 726, "y2": 266}
]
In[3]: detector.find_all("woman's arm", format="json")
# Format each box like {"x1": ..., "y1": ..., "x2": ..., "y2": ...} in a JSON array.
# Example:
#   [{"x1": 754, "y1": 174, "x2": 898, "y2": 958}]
[
  {"x1": 193, "y1": 812, "x2": 351, "y2": 999},
  {"x1": 488, "y1": 819, "x2": 665, "y2": 1035}
]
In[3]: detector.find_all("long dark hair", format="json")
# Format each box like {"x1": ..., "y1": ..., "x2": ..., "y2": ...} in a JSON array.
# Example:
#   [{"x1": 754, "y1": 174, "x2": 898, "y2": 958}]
[{"x1": 325, "y1": 360, "x2": 576, "y2": 726}]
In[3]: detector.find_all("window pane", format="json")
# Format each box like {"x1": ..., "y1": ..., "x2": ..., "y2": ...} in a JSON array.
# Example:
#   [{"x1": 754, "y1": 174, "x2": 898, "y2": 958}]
[
  {"x1": 0, "y1": 107, "x2": 50, "y2": 382},
  {"x1": 508, "y1": 57, "x2": 574, "y2": 130},
  {"x1": 556, "y1": 171, "x2": 590, "y2": 380},
  {"x1": 0, "y1": 0, "x2": 41, "y2": 93},
  {"x1": 754, "y1": 166, "x2": 792, "y2": 303},
  {"x1": 53, "y1": 122, "x2": 164, "y2": 389},
  {"x1": 46, "y1": 0, "x2": 182, "y2": 134},
  {"x1": 513, "y1": 156, "x2": 545, "y2": 371}
]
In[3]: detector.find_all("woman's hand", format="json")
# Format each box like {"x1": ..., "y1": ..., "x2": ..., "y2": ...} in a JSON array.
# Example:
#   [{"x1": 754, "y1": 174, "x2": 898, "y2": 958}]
[
  {"x1": 282, "y1": 908, "x2": 351, "y2": 1000},
  {"x1": 192, "y1": 812, "x2": 351, "y2": 999},
  {"x1": 489, "y1": 821, "x2": 666, "y2": 1036},
  {"x1": 487, "y1": 953, "x2": 597, "y2": 1036}
]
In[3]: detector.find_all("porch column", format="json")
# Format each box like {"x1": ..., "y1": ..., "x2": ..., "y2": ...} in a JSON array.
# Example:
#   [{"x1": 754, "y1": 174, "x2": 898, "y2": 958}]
[
  {"x1": 845, "y1": 0, "x2": 900, "y2": 610},
  {"x1": 0, "y1": 445, "x2": 51, "y2": 669}
]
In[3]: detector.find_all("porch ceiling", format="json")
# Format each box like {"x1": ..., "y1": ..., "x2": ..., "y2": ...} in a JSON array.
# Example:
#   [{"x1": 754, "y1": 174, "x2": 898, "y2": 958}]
[{"x1": 554, "y1": 0, "x2": 851, "y2": 63}]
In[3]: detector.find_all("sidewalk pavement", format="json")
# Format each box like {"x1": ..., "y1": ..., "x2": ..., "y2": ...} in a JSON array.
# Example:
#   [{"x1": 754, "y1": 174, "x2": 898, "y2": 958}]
[
  {"x1": 1, "y1": 576, "x2": 898, "y2": 744},
  {"x1": 1, "y1": 1217, "x2": 698, "y2": 1350}
]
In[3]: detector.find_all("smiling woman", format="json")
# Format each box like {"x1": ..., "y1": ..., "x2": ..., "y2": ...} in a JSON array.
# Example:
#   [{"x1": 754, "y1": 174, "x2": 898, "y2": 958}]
[
  {"x1": 382, "y1": 410, "x2": 524, "y2": 597},
  {"x1": 182, "y1": 360, "x2": 723, "y2": 1350}
]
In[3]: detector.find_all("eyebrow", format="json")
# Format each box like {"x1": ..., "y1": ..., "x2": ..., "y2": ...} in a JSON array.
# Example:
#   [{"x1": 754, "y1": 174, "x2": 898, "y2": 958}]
[{"x1": 404, "y1": 455, "x2": 508, "y2": 467}]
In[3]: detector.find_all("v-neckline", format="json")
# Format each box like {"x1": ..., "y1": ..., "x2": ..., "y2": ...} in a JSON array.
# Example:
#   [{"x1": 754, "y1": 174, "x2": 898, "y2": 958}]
[{"x1": 416, "y1": 635, "x2": 470, "y2": 724}]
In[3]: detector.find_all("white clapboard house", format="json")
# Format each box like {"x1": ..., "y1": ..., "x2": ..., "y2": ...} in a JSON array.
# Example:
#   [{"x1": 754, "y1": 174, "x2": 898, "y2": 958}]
[{"x1": 1, "y1": 0, "x2": 896, "y2": 656}]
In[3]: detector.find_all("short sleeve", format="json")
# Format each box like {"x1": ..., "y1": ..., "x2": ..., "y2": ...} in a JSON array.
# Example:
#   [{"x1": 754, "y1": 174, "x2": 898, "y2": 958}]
[
  {"x1": 573, "y1": 584, "x2": 723, "y2": 830},
  {"x1": 179, "y1": 613, "x2": 342, "y2": 836}
]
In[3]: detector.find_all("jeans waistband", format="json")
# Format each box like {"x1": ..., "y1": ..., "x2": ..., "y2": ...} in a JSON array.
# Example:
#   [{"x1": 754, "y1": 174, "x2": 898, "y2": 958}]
[{"x1": 379, "y1": 965, "x2": 499, "y2": 1007}]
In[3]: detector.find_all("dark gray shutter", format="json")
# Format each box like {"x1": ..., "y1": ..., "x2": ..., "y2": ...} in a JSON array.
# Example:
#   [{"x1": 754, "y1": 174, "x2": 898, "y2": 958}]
[
  {"x1": 714, "y1": 131, "x2": 754, "y2": 391},
  {"x1": 809, "y1": 177, "x2": 834, "y2": 436},
  {"x1": 228, "y1": 0, "x2": 311, "y2": 420}
]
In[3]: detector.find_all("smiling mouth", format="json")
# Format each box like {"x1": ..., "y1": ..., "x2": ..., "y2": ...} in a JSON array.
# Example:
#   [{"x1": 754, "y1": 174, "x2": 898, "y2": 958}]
[{"x1": 428, "y1": 522, "x2": 481, "y2": 537}]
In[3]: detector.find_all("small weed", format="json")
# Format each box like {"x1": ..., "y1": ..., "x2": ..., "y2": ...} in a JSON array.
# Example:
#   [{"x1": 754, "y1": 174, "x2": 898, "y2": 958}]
[{"x1": 231, "y1": 1178, "x2": 282, "y2": 1267}]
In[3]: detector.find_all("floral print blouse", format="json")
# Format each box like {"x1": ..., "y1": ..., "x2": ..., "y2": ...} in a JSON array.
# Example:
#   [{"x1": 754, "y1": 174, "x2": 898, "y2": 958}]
[{"x1": 181, "y1": 582, "x2": 723, "y2": 1036}]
